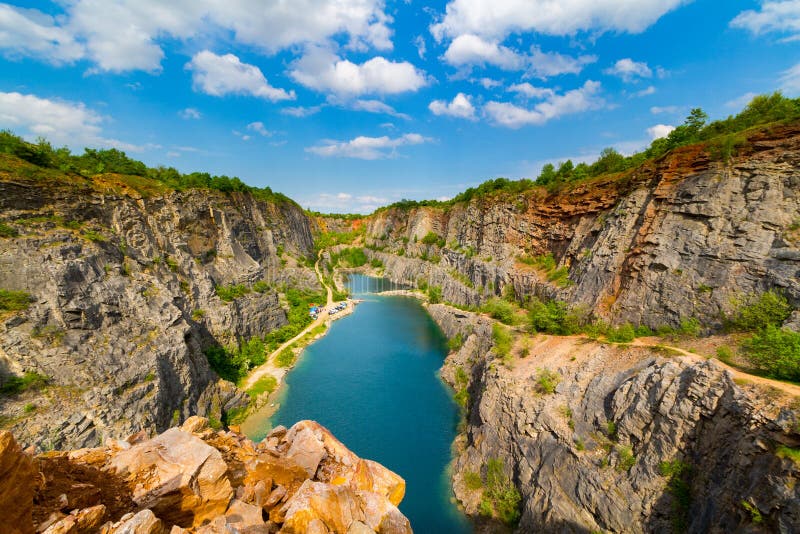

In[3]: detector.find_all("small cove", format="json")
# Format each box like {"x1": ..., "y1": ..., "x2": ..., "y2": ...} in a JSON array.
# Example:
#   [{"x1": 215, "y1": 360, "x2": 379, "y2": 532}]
[{"x1": 243, "y1": 274, "x2": 471, "y2": 533}]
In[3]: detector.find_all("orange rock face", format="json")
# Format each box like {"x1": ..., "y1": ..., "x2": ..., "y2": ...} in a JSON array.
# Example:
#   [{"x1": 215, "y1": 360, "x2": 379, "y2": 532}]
[
  {"x1": 17, "y1": 418, "x2": 412, "y2": 533},
  {"x1": 0, "y1": 431, "x2": 36, "y2": 534}
]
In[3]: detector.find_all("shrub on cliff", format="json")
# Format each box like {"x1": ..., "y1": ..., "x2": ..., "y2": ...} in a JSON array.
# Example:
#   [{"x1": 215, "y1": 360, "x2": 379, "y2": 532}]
[
  {"x1": 480, "y1": 458, "x2": 522, "y2": 526},
  {"x1": 527, "y1": 297, "x2": 585, "y2": 335},
  {"x1": 427, "y1": 285, "x2": 442, "y2": 304},
  {"x1": 727, "y1": 290, "x2": 792, "y2": 332},
  {"x1": 482, "y1": 298, "x2": 518, "y2": 325},
  {"x1": 741, "y1": 325, "x2": 800, "y2": 381}
]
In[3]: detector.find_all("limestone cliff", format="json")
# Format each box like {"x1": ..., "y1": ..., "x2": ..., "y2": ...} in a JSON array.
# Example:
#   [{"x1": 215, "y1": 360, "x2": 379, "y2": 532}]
[
  {"x1": 428, "y1": 304, "x2": 800, "y2": 533},
  {"x1": 0, "y1": 162, "x2": 319, "y2": 449},
  {"x1": 0, "y1": 417, "x2": 411, "y2": 533},
  {"x1": 367, "y1": 124, "x2": 800, "y2": 330}
]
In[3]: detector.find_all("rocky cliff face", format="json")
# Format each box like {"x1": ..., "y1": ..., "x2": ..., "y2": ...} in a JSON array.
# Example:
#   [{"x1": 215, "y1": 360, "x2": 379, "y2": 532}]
[
  {"x1": 429, "y1": 304, "x2": 800, "y2": 533},
  {"x1": 367, "y1": 124, "x2": 800, "y2": 330},
  {"x1": 0, "y1": 166, "x2": 319, "y2": 449},
  {"x1": 0, "y1": 417, "x2": 411, "y2": 533}
]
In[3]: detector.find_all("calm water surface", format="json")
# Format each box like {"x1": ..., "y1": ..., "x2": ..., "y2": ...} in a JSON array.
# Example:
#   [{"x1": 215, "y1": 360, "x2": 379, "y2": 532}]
[{"x1": 244, "y1": 274, "x2": 471, "y2": 533}]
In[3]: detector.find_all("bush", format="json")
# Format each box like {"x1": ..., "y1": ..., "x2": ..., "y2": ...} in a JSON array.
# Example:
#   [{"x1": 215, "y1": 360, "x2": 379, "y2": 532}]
[
  {"x1": 616, "y1": 445, "x2": 636, "y2": 472},
  {"x1": 448, "y1": 333, "x2": 465, "y2": 352},
  {"x1": 483, "y1": 458, "x2": 522, "y2": 526},
  {"x1": 421, "y1": 232, "x2": 445, "y2": 247},
  {"x1": 427, "y1": 285, "x2": 442, "y2": 304},
  {"x1": 252, "y1": 281, "x2": 270, "y2": 293},
  {"x1": 331, "y1": 247, "x2": 368, "y2": 268},
  {"x1": 482, "y1": 298, "x2": 517, "y2": 325},
  {"x1": 728, "y1": 290, "x2": 792, "y2": 332},
  {"x1": 216, "y1": 284, "x2": 250, "y2": 302},
  {"x1": 606, "y1": 323, "x2": 636, "y2": 343},
  {"x1": 0, "y1": 372, "x2": 49, "y2": 395},
  {"x1": 527, "y1": 297, "x2": 583, "y2": 335},
  {"x1": 492, "y1": 324, "x2": 513, "y2": 359},
  {"x1": 741, "y1": 325, "x2": 800, "y2": 381},
  {"x1": 191, "y1": 309, "x2": 205, "y2": 320},
  {"x1": 0, "y1": 290, "x2": 32, "y2": 312},
  {"x1": 275, "y1": 348, "x2": 295, "y2": 368},
  {"x1": 535, "y1": 368, "x2": 560, "y2": 394}
]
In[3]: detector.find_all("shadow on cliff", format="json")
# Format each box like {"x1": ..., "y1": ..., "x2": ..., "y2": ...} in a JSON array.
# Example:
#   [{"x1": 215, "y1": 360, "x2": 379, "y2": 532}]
[{"x1": 33, "y1": 454, "x2": 135, "y2": 527}]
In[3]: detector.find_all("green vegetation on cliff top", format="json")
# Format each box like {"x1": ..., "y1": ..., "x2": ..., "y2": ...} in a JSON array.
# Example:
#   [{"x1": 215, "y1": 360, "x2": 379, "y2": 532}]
[
  {"x1": 379, "y1": 93, "x2": 800, "y2": 212},
  {"x1": 0, "y1": 130, "x2": 294, "y2": 204}
]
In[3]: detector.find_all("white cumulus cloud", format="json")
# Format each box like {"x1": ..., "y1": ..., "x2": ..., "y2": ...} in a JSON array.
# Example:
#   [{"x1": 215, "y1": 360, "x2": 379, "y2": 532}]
[
  {"x1": 0, "y1": 91, "x2": 140, "y2": 150},
  {"x1": 185, "y1": 51, "x2": 294, "y2": 101},
  {"x1": 604, "y1": 58, "x2": 653, "y2": 82},
  {"x1": 442, "y1": 34, "x2": 594, "y2": 77},
  {"x1": 646, "y1": 124, "x2": 675, "y2": 139},
  {"x1": 429, "y1": 93, "x2": 477, "y2": 119},
  {"x1": 289, "y1": 45, "x2": 427, "y2": 97},
  {"x1": 508, "y1": 83, "x2": 555, "y2": 99},
  {"x1": 484, "y1": 80, "x2": 604, "y2": 128},
  {"x1": 731, "y1": 1, "x2": 800, "y2": 41},
  {"x1": 0, "y1": 0, "x2": 394, "y2": 72},
  {"x1": 443, "y1": 34, "x2": 525, "y2": 70},
  {"x1": 431, "y1": 0, "x2": 690, "y2": 41},
  {"x1": 306, "y1": 133, "x2": 432, "y2": 159},
  {"x1": 0, "y1": 4, "x2": 84, "y2": 64}
]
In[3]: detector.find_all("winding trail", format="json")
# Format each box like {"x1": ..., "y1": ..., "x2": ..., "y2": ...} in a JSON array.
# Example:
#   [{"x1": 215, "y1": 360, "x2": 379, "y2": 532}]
[
  {"x1": 628, "y1": 338, "x2": 800, "y2": 397},
  {"x1": 241, "y1": 252, "x2": 336, "y2": 390}
]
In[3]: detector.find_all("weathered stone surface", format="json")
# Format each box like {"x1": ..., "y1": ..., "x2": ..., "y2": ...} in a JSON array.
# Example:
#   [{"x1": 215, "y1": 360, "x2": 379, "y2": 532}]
[
  {"x1": 107, "y1": 428, "x2": 233, "y2": 527},
  {"x1": 19, "y1": 419, "x2": 407, "y2": 533},
  {"x1": 0, "y1": 430, "x2": 35, "y2": 534},
  {"x1": 432, "y1": 303, "x2": 800, "y2": 533},
  {"x1": 41, "y1": 505, "x2": 106, "y2": 534},
  {"x1": 0, "y1": 178, "x2": 320, "y2": 450},
  {"x1": 100, "y1": 509, "x2": 165, "y2": 534},
  {"x1": 366, "y1": 125, "x2": 800, "y2": 328}
]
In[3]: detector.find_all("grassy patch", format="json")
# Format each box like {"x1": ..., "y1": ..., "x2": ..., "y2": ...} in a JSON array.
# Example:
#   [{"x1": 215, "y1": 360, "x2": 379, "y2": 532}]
[
  {"x1": 534, "y1": 368, "x2": 560, "y2": 394},
  {"x1": 480, "y1": 458, "x2": 522, "y2": 527},
  {"x1": 616, "y1": 445, "x2": 636, "y2": 472},
  {"x1": 0, "y1": 290, "x2": 32, "y2": 312},
  {"x1": 215, "y1": 284, "x2": 251, "y2": 302},
  {"x1": 464, "y1": 471, "x2": 483, "y2": 490},
  {"x1": 492, "y1": 323, "x2": 513, "y2": 361},
  {"x1": 776, "y1": 445, "x2": 800, "y2": 466},
  {"x1": 448, "y1": 332, "x2": 465, "y2": 352},
  {"x1": 0, "y1": 222, "x2": 18, "y2": 238},
  {"x1": 247, "y1": 375, "x2": 278, "y2": 399},
  {"x1": 0, "y1": 372, "x2": 49, "y2": 396}
]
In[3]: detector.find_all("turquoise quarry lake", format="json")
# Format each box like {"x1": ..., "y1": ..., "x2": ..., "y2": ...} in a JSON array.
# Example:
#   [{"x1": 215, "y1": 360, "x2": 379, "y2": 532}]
[{"x1": 244, "y1": 274, "x2": 471, "y2": 533}]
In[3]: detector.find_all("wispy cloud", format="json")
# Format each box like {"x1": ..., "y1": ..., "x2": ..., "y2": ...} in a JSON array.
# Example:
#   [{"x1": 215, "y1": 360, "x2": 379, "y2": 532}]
[{"x1": 306, "y1": 133, "x2": 433, "y2": 159}]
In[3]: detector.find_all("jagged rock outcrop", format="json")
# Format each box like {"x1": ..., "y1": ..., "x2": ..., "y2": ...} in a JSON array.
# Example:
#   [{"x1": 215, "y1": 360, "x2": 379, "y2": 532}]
[
  {"x1": 430, "y1": 304, "x2": 800, "y2": 533},
  {"x1": 0, "y1": 417, "x2": 411, "y2": 533},
  {"x1": 0, "y1": 169, "x2": 319, "y2": 449},
  {"x1": 367, "y1": 125, "x2": 800, "y2": 329}
]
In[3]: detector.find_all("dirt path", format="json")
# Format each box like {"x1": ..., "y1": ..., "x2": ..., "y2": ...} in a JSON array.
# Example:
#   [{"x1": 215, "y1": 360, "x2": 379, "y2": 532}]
[
  {"x1": 241, "y1": 252, "x2": 337, "y2": 390},
  {"x1": 628, "y1": 338, "x2": 800, "y2": 397}
]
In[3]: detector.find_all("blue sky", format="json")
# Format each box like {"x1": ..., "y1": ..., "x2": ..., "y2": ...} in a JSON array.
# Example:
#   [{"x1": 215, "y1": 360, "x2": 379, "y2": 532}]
[{"x1": 1, "y1": 0, "x2": 799, "y2": 213}]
